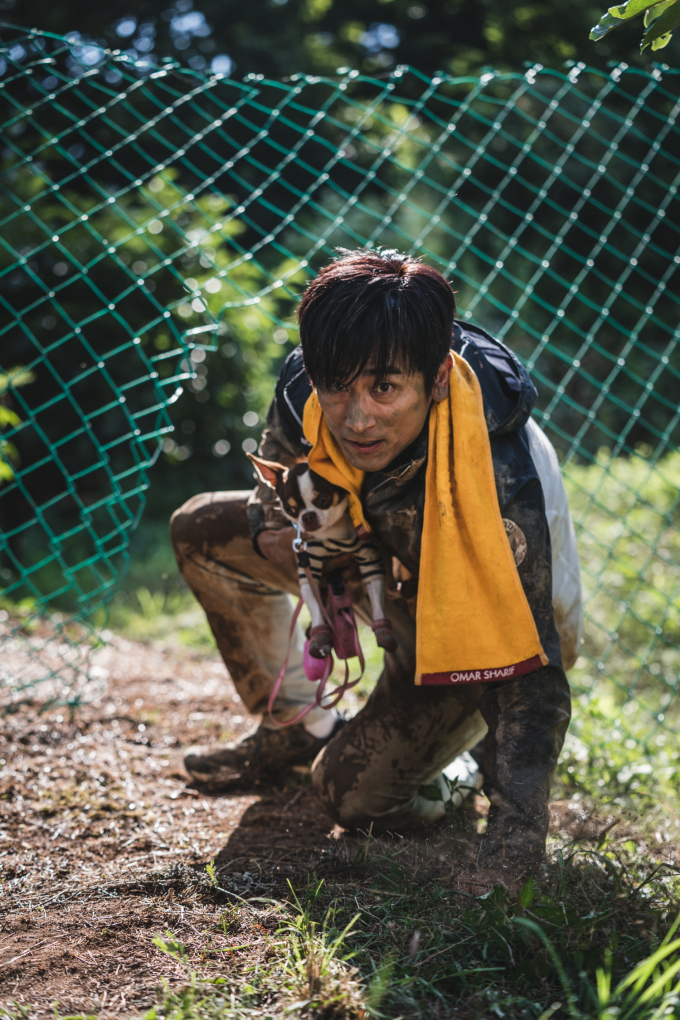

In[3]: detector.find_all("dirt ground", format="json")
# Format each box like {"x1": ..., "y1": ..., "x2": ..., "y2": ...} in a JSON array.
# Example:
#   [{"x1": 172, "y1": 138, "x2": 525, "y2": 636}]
[{"x1": 0, "y1": 632, "x2": 641, "y2": 1017}]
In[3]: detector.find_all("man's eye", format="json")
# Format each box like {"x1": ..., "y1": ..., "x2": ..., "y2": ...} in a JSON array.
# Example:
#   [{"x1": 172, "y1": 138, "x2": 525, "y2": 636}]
[{"x1": 375, "y1": 382, "x2": 393, "y2": 394}]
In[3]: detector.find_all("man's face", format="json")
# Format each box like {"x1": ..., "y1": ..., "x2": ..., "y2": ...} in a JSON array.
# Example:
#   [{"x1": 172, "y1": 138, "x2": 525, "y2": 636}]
[{"x1": 315, "y1": 356, "x2": 451, "y2": 472}]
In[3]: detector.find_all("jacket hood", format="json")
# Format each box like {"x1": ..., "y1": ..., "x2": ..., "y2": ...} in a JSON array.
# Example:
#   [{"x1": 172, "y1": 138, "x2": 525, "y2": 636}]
[{"x1": 452, "y1": 322, "x2": 537, "y2": 437}]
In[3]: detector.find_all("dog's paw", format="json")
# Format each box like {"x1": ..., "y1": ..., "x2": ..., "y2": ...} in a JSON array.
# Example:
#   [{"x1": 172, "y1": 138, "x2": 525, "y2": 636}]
[
  {"x1": 372, "y1": 619, "x2": 398, "y2": 652},
  {"x1": 308, "y1": 624, "x2": 332, "y2": 659},
  {"x1": 309, "y1": 641, "x2": 333, "y2": 659}
]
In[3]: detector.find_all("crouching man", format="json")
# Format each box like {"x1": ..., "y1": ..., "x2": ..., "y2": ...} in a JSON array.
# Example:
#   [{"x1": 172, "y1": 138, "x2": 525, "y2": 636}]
[{"x1": 170, "y1": 250, "x2": 581, "y2": 891}]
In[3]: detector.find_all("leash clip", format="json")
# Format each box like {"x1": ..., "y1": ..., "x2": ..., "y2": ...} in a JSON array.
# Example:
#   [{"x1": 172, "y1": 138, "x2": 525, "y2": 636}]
[{"x1": 292, "y1": 520, "x2": 307, "y2": 553}]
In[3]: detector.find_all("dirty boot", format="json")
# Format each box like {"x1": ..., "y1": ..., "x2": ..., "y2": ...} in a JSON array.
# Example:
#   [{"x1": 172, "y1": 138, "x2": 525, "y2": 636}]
[{"x1": 184, "y1": 718, "x2": 345, "y2": 791}]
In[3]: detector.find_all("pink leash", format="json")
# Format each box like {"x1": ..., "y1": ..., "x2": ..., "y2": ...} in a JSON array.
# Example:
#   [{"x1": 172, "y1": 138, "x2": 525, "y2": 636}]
[{"x1": 267, "y1": 530, "x2": 366, "y2": 727}]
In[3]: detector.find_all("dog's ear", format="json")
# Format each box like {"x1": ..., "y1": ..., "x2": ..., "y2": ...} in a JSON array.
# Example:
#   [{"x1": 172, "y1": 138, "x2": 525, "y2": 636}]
[{"x1": 247, "y1": 453, "x2": 286, "y2": 490}]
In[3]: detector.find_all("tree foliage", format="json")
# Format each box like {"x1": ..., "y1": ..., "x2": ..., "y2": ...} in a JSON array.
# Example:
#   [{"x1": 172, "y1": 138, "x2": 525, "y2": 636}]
[
  {"x1": 0, "y1": 368, "x2": 31, "y2": 484},
  {"x1": 591, "y1": 0, "x2": 680, "y2": 53},
  {"x1": 5, "y1": 0, "x2": 678, "y2": 87},
  {"x1": 1, "y1": 0, "x2": 678, "y2": 536}
]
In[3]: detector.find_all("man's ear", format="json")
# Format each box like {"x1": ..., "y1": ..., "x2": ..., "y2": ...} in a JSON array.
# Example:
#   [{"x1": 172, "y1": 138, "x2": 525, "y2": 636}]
[
  {"x1": 431, "y1": 352, "x2": 453, "y2": 403},
  {"x1": 247, "y1": 453, "x2": 286, "y2": 490}
]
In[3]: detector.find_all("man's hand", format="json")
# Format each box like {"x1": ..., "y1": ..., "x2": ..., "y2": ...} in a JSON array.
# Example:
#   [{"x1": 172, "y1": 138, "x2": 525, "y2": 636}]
[{"x1": 256, "y1": 528, "x2": 298, "y2": 582}]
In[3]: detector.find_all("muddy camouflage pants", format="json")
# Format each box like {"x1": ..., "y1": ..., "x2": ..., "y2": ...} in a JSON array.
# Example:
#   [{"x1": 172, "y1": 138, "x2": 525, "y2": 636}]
[{"x1": 171, "y1": 490, "x2": 571, "y2": 865}]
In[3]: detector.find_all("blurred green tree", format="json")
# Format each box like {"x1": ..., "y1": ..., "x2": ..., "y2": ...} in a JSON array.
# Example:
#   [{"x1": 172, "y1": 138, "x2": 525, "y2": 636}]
[
  {"x1": 5, "y1": 0, "x2": 678, "y2": 88},
  {"x1": 2, "y1": 1, "x2": 678, "y2": 533},
  {"x1": 0, "y1": 368, "x2": 33, "y2": 484},
  {"x1": 0, "y1": 146, "x2": 296, "y2": 574}
]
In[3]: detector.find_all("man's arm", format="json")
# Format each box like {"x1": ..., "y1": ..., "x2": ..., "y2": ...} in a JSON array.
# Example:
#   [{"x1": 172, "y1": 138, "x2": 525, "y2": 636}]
[
  {"x1": 479, "y1": 435, "x2": 571, "y2": 869},
  {"x1": 525, "y1": 418, "x2": 583, "y2": 670},
  {"x1": 247, "y1": 400, "x2": 305, "y2": 562},
  {"x1": 247, "y1": 345, "x2": 312, "y2": 562},
  {"x1": 255, "y1": 528, "x2": 298, "y2": 578}
]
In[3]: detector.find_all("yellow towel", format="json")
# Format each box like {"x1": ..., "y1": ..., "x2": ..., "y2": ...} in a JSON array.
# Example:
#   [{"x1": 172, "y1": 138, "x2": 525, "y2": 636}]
[{"x1": 303, "y1": 351, "x2": 548, "y2": 685}]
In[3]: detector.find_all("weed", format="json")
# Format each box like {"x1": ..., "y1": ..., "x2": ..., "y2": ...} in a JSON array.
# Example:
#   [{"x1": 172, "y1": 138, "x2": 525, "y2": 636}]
[{"x1": 279, "y1": 880, "x2": 363, "y2": 1017}]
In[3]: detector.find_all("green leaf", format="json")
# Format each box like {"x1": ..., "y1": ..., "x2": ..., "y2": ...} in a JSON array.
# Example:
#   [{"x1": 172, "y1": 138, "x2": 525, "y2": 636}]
[
  {"x1": 0, "y1": 367, "x2": 34, "y2": 397},
  {"x1": 590, "y1": 0, "x2": 669, "y2": 38},
  {"x1": 644, "y1": 0, "x2": 675, "y2": 24},
  {"x1": 642, "y1": 0, "x2": 680, "y2": 45},
  {"x1": 152, "y1": 931, "x2": 188, "y2": 962},
  {"x1": 0, "y1": 407, "x2": 19, "y2": 429},
  {"x1": 519, "y1": 877, "x2": 535, "y2": 908},
  {"x1": 590, "y1": 11, "x2": 625, "y2": 39},
  {"x1": 418, "y1": 782, "x2": 444, "y2": 801},
  {"x1": 614, "y1": 935, "x2": 680, "y2": 995},
  {"x1": 617, "y1": 0, "x2": 669, "y2": 17},
  {"x1": 366, "y1": 954, "x2": 396, "y2": 1010}
]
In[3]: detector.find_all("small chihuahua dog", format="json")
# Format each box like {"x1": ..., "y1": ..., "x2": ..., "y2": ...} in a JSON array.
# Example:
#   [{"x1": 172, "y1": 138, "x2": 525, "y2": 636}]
[{"x1": 248, "y1": 453, "x2": 397, "y2": 658}]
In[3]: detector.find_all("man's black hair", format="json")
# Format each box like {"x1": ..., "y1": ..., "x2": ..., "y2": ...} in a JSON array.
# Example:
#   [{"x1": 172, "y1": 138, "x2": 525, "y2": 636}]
[{"x1": 297, "y1": 248, "x2": 456, "y2": 393}]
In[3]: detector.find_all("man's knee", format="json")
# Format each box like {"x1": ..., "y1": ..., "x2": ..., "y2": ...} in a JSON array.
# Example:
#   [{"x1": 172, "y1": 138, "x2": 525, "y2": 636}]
[
  {"x1": 311, "y1": 745, "x2": 374, "y2": 829},
  {"x1": 311, "y1": 742, "x2": 449, "y2": 832},
  {"x1": 310, "y1": 710, "x2": 403, "y2": 829},
  {"x1": 312, "y1": 687, "x2": 487, "y2": 830},
  {"x1": 170, "y1": 491, "x2": 251, "y2": 558},
  {"x1": 170, "y1": 493, "x2": 209, "y2": 552},
  {"x1": 310, "y1": 728, "x2": 377, "y2": 829}
]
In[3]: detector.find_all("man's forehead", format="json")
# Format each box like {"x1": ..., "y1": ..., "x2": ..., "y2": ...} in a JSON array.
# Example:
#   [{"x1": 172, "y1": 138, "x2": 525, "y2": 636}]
[
  {"x1": 322, "y1": 354, "x2": 420, "y2": 389},
  {"x1": 362, "y1": 364, "x2": 404, "y2": 376}
]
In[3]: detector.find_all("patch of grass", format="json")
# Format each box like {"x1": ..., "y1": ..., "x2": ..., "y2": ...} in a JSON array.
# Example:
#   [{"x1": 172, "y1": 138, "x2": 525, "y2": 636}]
[
  {"x1": 336, "y1": 843, "x2": 680, "y2": 1019},
  {"x1": 277, "y1": 881, "x2": 364, "y2": 1017},
  {"x1": 90, "y1": 520, "x2": 217, "y2": 650},
  {"x1": 562, "y1": 450, "x2": 680, "y2": 802},
  {"x1": 138, "y1": 880, "x2": 363, "y2": 1019},
  {"x1": 130, "y1": 841, "x2": 680, "y2": 1019},
  {"x1": 106, "y1": 585, "x2": 216, "y2": 649}
]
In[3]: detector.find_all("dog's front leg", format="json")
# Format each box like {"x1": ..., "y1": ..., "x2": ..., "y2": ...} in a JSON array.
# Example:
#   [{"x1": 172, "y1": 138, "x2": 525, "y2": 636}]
[
  {"x1": 300, "y1": 578, "x2": 332, "y2": 659},
  {"x1": 364, "y1": 576, "x2": 386, "y2": 621},
  {"x1": 300, "y1": 578, "x2": 325, "y2": 630},
  {"x1": 364, "y1": 576, "x2": 398, "y2": 652}
]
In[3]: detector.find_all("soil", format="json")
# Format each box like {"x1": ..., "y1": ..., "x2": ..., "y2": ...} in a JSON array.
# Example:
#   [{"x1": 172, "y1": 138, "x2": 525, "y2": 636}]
[{"x1": 0, "y1": 631, "x2": 629, "y2": 1017}]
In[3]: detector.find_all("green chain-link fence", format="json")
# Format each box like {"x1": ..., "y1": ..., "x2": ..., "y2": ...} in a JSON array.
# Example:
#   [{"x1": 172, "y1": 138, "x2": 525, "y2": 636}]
[{"x1": 1, "y1": 25, "x2": 678, "y2": 778}]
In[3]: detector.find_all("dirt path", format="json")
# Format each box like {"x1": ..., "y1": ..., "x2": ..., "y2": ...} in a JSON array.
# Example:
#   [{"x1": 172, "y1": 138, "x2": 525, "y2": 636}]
[
  {"x1": 0, "y1": 633, "x2": 641, "y2": 1017},
  {"x1": 0, "y1": 634, "x2": 353, "y2": 1015}
]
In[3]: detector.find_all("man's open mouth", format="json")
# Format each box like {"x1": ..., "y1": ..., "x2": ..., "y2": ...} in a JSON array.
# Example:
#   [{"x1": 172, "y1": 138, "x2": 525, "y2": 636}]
[{"x1": 344, "y1": 438, "x2": 385, "y2": 454}]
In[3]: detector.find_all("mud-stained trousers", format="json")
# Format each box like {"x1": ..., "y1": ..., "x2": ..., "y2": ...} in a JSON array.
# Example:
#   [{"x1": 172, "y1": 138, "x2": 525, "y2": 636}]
[{"x1": 171, "y1": 490, "x2": 571, "y2": 865}]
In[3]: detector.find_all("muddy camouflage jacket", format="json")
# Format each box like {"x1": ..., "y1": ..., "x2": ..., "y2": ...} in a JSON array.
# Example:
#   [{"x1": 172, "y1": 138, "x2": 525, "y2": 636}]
[{"x1": 248, "y1": 322, "x2": 561, "y2": 672}]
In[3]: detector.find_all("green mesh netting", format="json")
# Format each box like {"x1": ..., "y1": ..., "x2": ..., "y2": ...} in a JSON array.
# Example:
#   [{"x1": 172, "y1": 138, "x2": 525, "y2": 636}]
[{"x1": 1, "y1": 28, "x2": 678, "y2": 761}]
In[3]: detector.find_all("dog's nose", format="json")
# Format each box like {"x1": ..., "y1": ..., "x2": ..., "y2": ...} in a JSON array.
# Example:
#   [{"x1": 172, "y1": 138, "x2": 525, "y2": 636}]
[{"x1": 301, "y1": 511, "x2": 319, "y2": 531}]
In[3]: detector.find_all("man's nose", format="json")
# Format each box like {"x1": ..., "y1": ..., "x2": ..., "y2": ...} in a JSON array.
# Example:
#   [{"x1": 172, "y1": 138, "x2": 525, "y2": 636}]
[{"x1": 344, "y1": 391, "x2": 376, "y2": 433}]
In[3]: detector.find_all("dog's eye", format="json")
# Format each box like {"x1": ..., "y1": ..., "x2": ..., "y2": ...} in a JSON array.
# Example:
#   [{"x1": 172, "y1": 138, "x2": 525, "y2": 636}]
[
  {"x1": 287, "y1": 502, "x2": 298, "y2": 514},
  {"x1": 315, "y1": 495, "x2": 331, "y2": 509}
]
